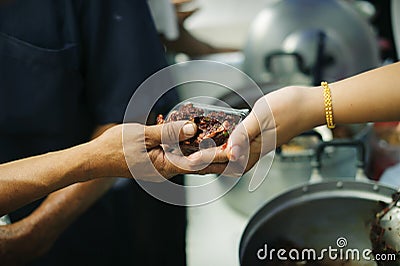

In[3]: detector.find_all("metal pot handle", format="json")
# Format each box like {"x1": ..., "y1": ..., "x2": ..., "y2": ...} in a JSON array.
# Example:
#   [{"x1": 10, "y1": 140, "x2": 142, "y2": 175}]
[
  {"x1": 276, "y1": 129, "x2": 323, "y2": 157},
  {"x1": 265, "y1": 51, "x2": 309, "y2": 75},
  {"x1": 310, "y1": 139, "x2": 369, "y2": 182}
]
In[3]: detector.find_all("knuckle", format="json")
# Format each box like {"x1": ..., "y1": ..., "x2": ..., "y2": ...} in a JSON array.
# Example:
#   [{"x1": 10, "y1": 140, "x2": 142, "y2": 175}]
[{"x1": 162, "y1": 123, "x2": 180, "y2": 144}]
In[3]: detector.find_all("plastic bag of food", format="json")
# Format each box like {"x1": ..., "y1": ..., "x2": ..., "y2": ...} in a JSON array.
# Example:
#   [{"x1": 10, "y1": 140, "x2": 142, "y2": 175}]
[{"x1": 157, "y1": 102, "x2": 248, "y2": 156}]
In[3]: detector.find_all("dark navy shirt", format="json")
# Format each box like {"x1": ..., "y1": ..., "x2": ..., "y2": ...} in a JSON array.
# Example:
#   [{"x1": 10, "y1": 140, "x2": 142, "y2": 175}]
[
  {"x1": 0, "y1": 1, "x2": 186, "y2": 265},
  {"x1": 0, "y1": 0, "x2": 167, "y2": 161}
]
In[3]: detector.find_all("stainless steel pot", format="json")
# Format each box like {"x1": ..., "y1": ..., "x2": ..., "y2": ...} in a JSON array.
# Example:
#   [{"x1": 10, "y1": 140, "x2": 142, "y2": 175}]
[
  {"x1": 239, "y1": 142, "x2": 398, "y2": 265},
  {"x1": 242, "y1": 0, "x2": 380, "y2": 85}
]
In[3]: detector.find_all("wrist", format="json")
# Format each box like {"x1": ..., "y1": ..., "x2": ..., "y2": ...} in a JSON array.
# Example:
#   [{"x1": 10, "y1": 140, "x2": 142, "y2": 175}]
[
  {"x1": 83, "y1": 140, "x2": 108, "y2": 180},
  {"x1": 299, "y1": 86, "x2": 326, "y2": 130},
  {"x1": 35, "y1": 143, "x2": 97, "y2": 188},
  {"x1": 84, "y1": 133, "x2": 127, "y2": 179},
  {"x1": 270, "y1": 85, "x2": 326, "y2": 145},
  {"x1": 56, "y1": 141, "x2": 107, "y2": 183}
]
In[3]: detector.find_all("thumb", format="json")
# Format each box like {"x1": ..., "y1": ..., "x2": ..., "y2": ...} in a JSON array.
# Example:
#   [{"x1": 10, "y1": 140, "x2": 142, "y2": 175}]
[
  {"x1": 227, "y1": 97, "x2": 271, "y2": 161},
  {"x1": 144, "y1": 120, "x2": 197, "y2": 148},
  {"x1": 227, "y1": 113, "x2": 260, "y2": 161}
]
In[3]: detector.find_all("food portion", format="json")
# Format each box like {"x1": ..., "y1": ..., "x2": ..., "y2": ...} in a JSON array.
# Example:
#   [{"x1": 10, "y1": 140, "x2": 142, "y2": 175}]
[
  {"x1": 157, "y1": 102, "x2": 248, "y2": 156},
  {"x1": 370, "y1": 192, "x2": 400, "y2": 264}
]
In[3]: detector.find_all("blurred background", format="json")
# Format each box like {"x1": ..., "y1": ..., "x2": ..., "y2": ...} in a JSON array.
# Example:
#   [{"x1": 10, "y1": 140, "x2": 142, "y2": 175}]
[
  {"x1": 150, "y1": 0, "x2": 400, "y2": 265},
  {"x1": 1, "y1": 1, "x2": 399, "y2": 265}
]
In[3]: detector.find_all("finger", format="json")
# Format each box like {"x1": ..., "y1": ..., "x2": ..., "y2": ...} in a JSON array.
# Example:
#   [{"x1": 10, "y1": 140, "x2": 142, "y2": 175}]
[
  {"x1": 187, "y1": 146, "x2": 229, "y2": 165},
  {"x1": 227, "y1": 112, "x2": 261, "y2": 160},
  {"x1": 228, "y1": 98, "x2": 271, "y2": 160},
  {"x1": 217, "y1": 161, "x2": 246, "y2": 178},
  {"x1": 231, "y1": 96, "x2": 272, "y2": 146},
  {"x1": 160, "y1": 150, "x2": 228, "y2": 176},
  {"x1": 232, "y1": 112, "x2": 261, "y2": 143},
  {"x1": 162, "y1": 151, "x2": 206, "y2": 174},
  {"x1": 188, "y1": 154, "x2": 246, "y2": 178},
  {"x1": 145, "y1": 121, "x2": 197, "y2": 148},
  {"x1": 163, "y1": 150, "x2": 244, "y2": 177},
  {"x1": 196, "y1": 163, "x2": 229, "y2": 175},
  {"x1": 227, "y1": 130, "x2": 250, "y2": 162},
  {"x1": 227, "y1": 127, "x2": 247, "y2": 161}
]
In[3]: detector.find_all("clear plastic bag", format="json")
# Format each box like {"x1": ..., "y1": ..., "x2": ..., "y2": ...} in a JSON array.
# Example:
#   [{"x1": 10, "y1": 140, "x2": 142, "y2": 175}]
[{"x1": 157, "y1": 102, "x2": 249, "y2": 155}]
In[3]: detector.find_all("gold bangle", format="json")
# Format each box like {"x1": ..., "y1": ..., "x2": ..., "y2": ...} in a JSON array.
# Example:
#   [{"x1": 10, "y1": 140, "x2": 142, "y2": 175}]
[{"x1": 321, "y1": 81, "x2": 335, "y2": 129}]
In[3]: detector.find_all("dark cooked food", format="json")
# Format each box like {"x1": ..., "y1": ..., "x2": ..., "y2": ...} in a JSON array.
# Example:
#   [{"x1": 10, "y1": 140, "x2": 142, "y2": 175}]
[
  {"x1": 157, "y1": 103, "x2": 242, "y2": 156},
  {"x1": 370, "y1": 192, "x2": 400, "y2": 265}
]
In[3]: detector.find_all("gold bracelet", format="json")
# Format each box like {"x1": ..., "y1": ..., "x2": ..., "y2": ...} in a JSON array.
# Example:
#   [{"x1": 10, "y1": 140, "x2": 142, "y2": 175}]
[{"x1": 321, "y1": 81, "x2": 335, "y2": 129}]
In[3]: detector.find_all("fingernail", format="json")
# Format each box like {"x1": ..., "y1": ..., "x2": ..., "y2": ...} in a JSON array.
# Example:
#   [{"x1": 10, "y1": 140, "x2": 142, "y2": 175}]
[
  {"x1": 188, "y1": 152, "x2": 201, "y2": 160},
  {"x1": 228, "y1": 139, "x2": 233, "y2": 148},
  {"x1": 183, "y1": 123, "x2": 196, "y2": 137},
  {"x1": 229, "y1": 149, "x2": 236, "y2": 161},
  {"x1": 230, "y1": 146, "x2": 241, "y2": 162}
]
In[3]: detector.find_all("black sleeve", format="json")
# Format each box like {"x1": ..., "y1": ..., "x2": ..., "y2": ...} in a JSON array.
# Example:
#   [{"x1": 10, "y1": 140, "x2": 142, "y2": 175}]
[{"x1": 79, "y1": 0, "x2": 168, "y2": 125}]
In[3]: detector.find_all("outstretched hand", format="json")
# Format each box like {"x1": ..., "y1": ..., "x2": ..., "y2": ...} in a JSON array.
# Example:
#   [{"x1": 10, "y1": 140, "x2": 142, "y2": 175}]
[
  {"x1": 91, "y1": 121, "x2": 228, "y2": 181},
  {"x1": 188, "y1": 86, "x2": 319, "y2": 176}
]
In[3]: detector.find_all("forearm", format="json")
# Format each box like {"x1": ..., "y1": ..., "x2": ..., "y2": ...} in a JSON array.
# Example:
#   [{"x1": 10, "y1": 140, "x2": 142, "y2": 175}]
[
  {"x1": 328, "y1": 62, "x2": 400, "y2": 124},
  {"x1": 18, "y1": 124, "x2": 117, "y2": 244},
  {"x1": 25, "y1": 178, "x2": 115, "y2": 243},
  {"x1": 0, "y1": 142, "x2": 96, "y2": 216},
  {"x1": 268, "y1": 62, "x2": 400, "y2": 147},
  {"x1": 294, "y1": 62, "x2": 400, "y2": 132}
]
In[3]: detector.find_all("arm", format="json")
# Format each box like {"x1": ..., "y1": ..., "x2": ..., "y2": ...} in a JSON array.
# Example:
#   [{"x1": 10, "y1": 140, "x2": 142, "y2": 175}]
[
  {"x1": 9, "y1": 124, "x2": 117, "y2": 252},
  {"x1": 227, "y1": 62, "x2": 400, "y2": 166},
  {"x1": 0, "y1": 140, "x2": 96, "y2": 217},
  {"x1": 0, "y1": 121, "x2": 226, "y2": 264},
  {"x1": 161, "y1": 2, "x2": 237, "y2": 57},
  {"x1": 270, "y1": 61, "x2": 400, "y2": 145},
  {"x1": 162, "y1": 22, "x2": 237, "y2": 57},
  {"x1": 318, "y1": 62, "x2": 400, "y2": 124},
  {"x1": 0, "y1": 124, "x2": 116, "y2": 263},
  {"x1": 0, "y1": 121, "x2": 207, "y2": 216},
  {"x1": 190, "y1": 62, "x2": 400, "y2": 175},
  {"x1": 0, "y1": 124, "x2": 112, "y2": 264}
]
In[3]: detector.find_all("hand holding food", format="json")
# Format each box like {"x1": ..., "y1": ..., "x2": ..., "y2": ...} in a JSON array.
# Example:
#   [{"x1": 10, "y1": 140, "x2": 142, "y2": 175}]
[
  {"x1": 157, "y1": 102, "x2": 248, "y2": 155},
  {"x1": 0, "y1": 120, "x2": 229, "y2": 215}
]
